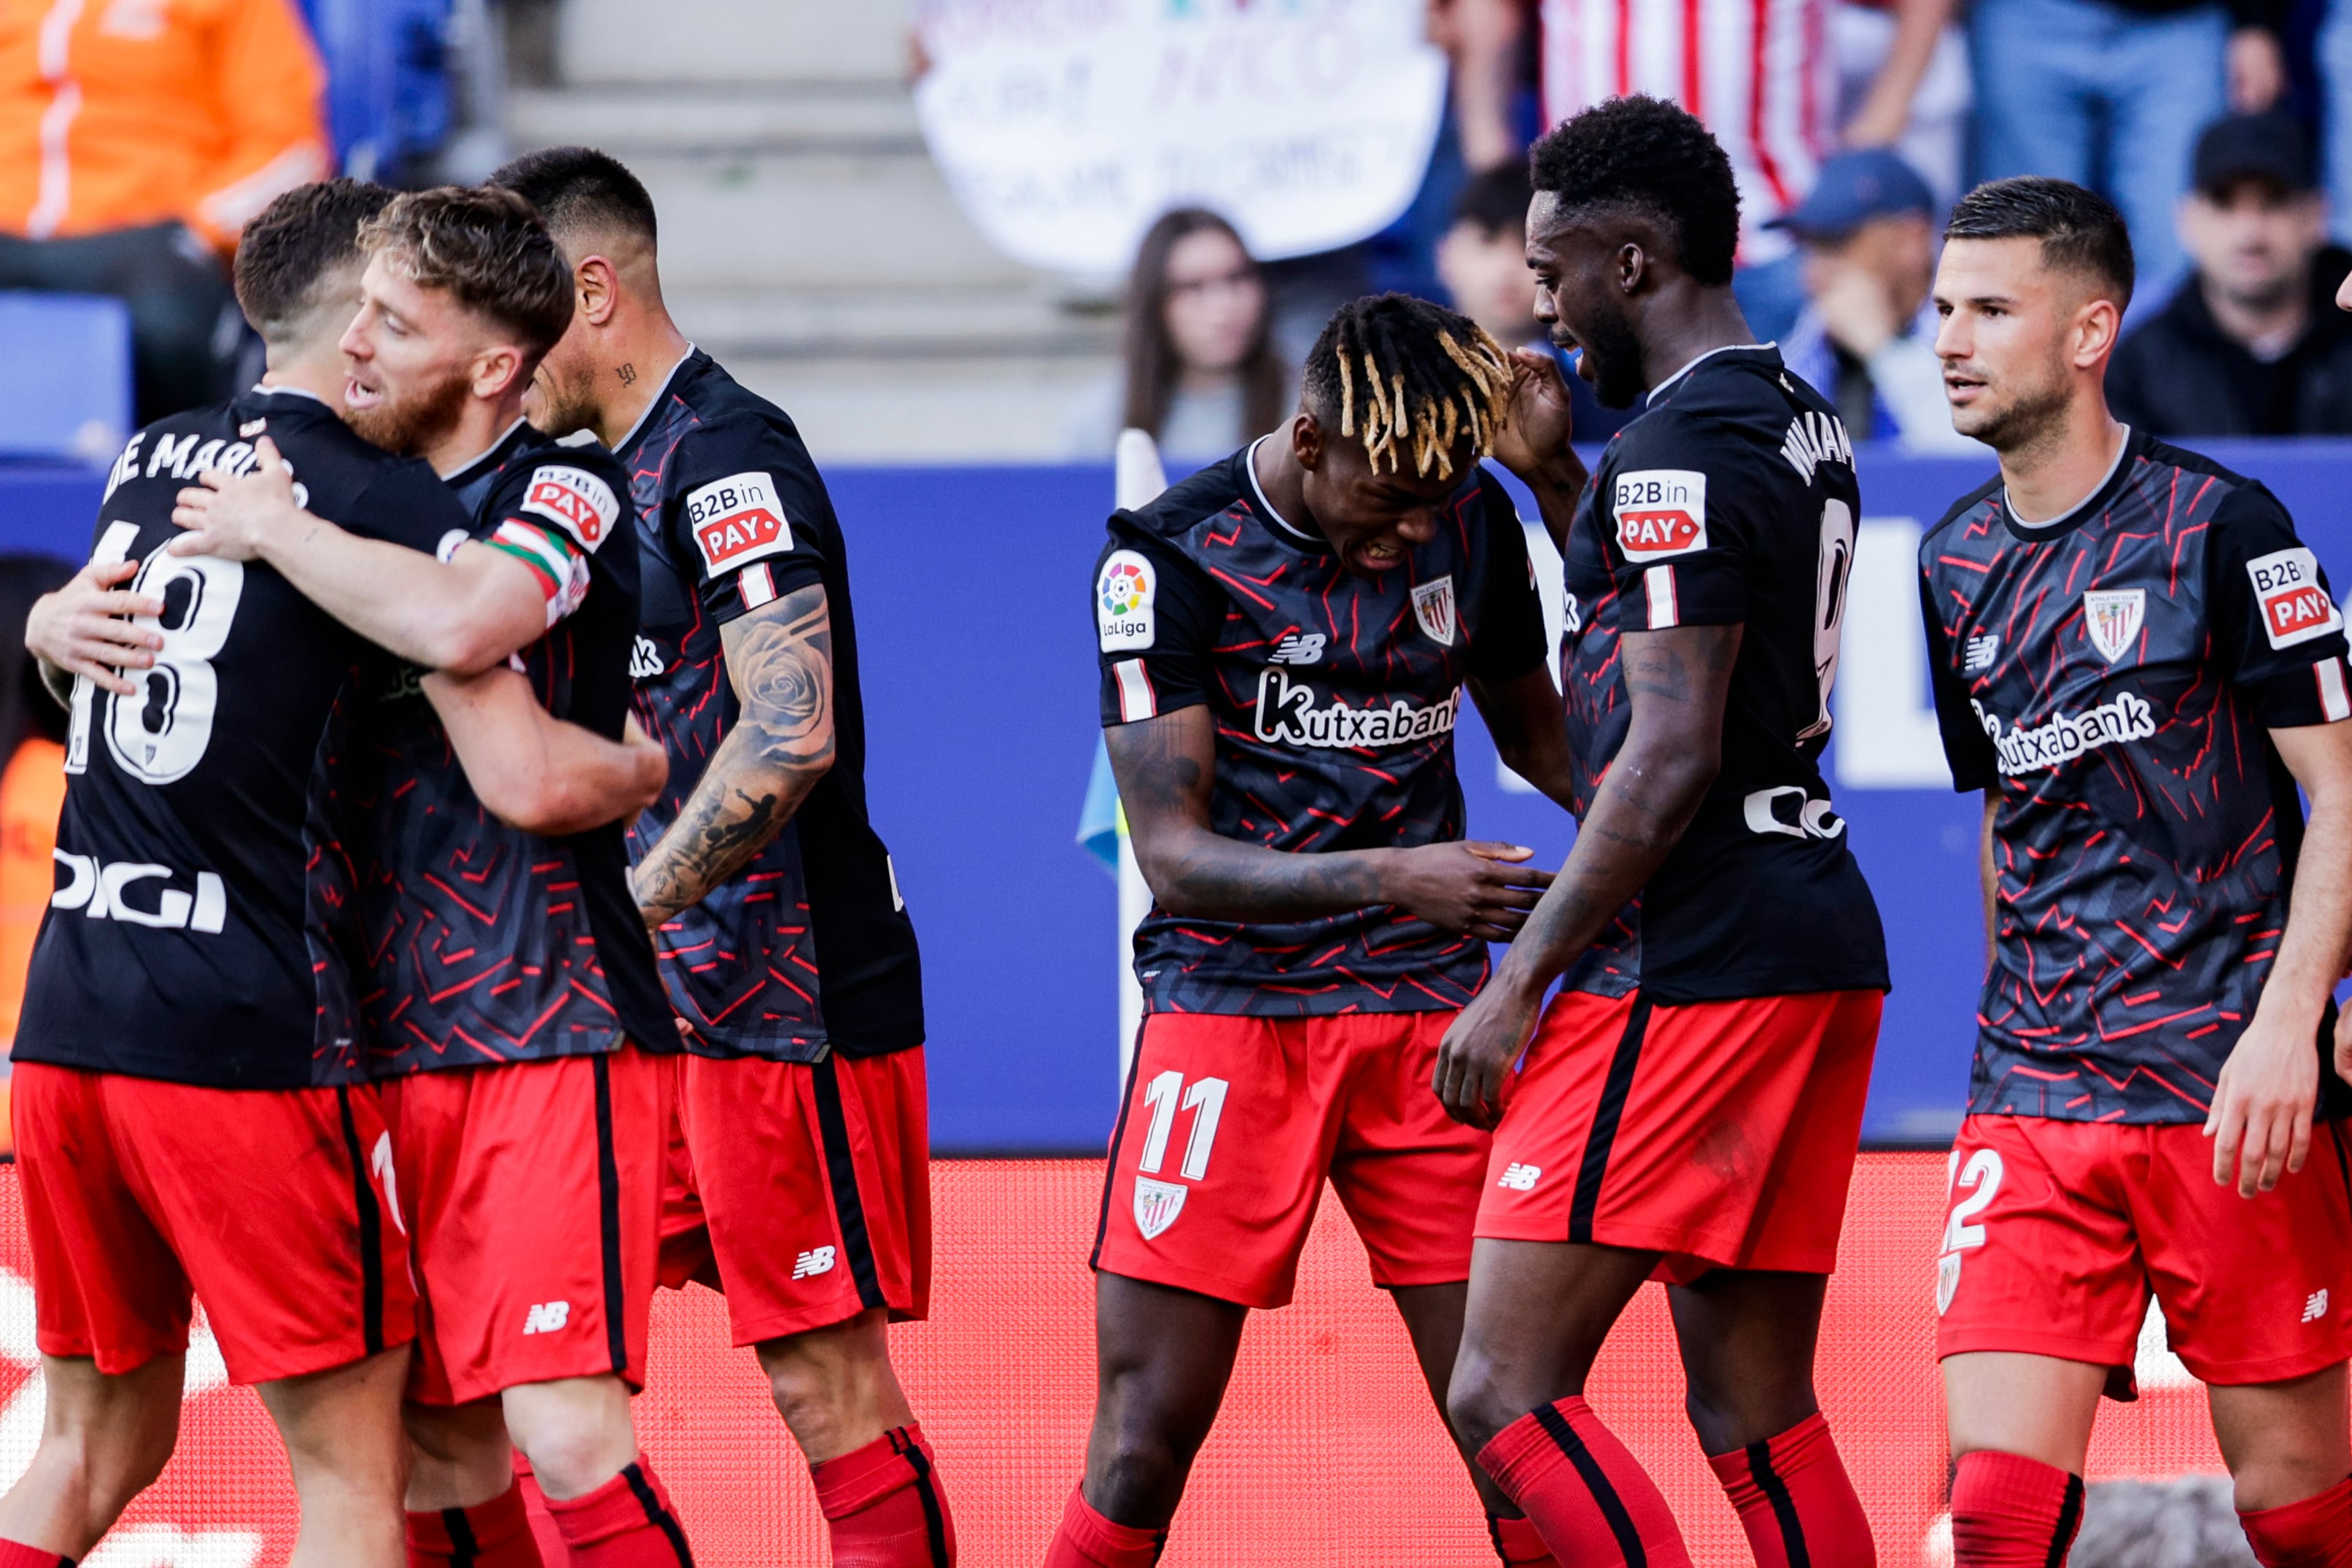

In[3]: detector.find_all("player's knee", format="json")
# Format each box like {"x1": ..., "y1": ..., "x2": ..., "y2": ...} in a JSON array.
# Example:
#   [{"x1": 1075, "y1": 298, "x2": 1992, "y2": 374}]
[
  {"x1": 1087, "y1": 1425, "x2": 1192, "y2": 1524},
  {"x1": 1445, "y1": 1352, "x2": 1534, "y2": 1457},
  {"x1": 2229, "y1": 1444, "x2": 2350, "y2": 1514}
]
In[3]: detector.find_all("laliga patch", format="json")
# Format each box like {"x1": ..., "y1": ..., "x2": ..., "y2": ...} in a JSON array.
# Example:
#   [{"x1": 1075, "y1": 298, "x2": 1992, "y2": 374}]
[
  {"x1": 2248, "y1": 546, "x2": 2343, "y2": 650},
  {"x1": 1098, "y1": 549, "x2": 1156, "y2": 651},
  {"x1": 687, "y1": 471, "x2": 793, "y2": 573},
  {"x1": 1612, "y1": 469, "x2": 1709, "y2": 561},
  {"x1": 1411, "y1": 575, "x2": 1457, "y2": 646},
  {"x1": 521, "y1": 465, "x2": 620, "y2": 552}
]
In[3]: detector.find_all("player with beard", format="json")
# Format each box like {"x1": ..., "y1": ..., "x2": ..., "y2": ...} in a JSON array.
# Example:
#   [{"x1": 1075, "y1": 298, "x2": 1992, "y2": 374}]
[
  {"x1": 175, "y1": 187, "x2": 696, "y2": 1568},
  {"x1": 487, "y1": 146, "x2": 952, "y2": 1567},
  {"x1": 0, "y1": 178, "x2": 661, "y2": 1568},
  {"x1": 1434, "y1": 97, "x2": 1888, "y2": 1568},
  {"x1": 1921, "y1": 179, "x2": 2352, "y2": 1568},
  {"x1": 1052, "y1": 290, "x2": 1590, "y2": 1568}
]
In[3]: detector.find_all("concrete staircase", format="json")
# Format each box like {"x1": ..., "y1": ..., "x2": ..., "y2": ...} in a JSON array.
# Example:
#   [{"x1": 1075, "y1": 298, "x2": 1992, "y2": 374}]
[{"x1": 508, "y1": 0, "x2": 1118, "y2": 464}]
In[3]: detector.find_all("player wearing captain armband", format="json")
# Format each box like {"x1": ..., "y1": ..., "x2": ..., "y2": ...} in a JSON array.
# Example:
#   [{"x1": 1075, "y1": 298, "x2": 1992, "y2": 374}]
[
  {"x1": 1920, "y1": 176, "x2": 2352, "y2": 1568},
  {"x1": 173, "y1": 186, "x2": 695, "y2": 1568},
  {"x1": 1048, "y1": 291, "x2": 1594, "y2": 1568},
  {"x1": 1434, "y1": 98, "x2": 1889, "y2": 1568}
]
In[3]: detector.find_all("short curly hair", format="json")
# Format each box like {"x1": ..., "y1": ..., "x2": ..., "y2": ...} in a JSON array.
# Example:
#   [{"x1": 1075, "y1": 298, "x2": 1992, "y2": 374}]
[
  {"x1": 234, "y1": 178, "x2": 396, "y2": 346},
  {"x1": 1529, "y1": 96, "x2": 1741, "y2": 287},
  {"x1": 358, "y1": 185, "x2": 574, "y2": 357}
]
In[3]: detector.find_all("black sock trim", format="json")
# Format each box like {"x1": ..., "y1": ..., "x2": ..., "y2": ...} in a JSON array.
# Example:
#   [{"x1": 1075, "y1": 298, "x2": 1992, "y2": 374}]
[
  {"x1": 592, "y1": 1055, "x2": 629, "y2": 1377},
  {"x1": 810, "y1": 1054, "x2": 888, "y2": 1311},
  {"x1": 889, "y1": 1426, "x2": 952, "y2": 1567},
  {"x1": 440, "y1": 1504, "x2": 479, "y2": 1568},
  {"x1": 1090, "y1": 1025, "x2": 1149, "y2": 1270},
  {"x1": 1568, "y1": 995, "x2": 1653, "y2": 1245},
  {"x1": 334, "y1": 1087, "x2": 387, "y2": 1357},
  {"x1": 621, "y1": 1461, "x2": 695, "y2": 1565},
  {"x1": 2046, "y1": 1472, "x2": 2084, "y2": 1568},
  {"x1": 1746, "y1": 1437, "x2": 1811, "y2": 1568},
  {"x1": 1532, "y1": 1402, "x2": 1647, "y2": 1567}
]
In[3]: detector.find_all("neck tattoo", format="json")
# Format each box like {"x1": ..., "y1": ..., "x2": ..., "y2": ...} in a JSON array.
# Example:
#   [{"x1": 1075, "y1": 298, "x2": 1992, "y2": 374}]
[{"x1": 616, "y1": 362, "x2": 637, "y2": 387}]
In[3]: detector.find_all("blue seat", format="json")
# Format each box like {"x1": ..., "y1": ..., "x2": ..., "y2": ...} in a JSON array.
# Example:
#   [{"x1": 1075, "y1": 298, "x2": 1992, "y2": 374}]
[{"x1": 0, "y1": 292, "x2": 132, "y2": 465}]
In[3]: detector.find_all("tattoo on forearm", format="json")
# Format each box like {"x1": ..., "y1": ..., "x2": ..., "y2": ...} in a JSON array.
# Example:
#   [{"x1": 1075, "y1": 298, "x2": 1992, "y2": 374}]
[{"x1": 634, "y1": 586, "x2": 835, "y2": 920}]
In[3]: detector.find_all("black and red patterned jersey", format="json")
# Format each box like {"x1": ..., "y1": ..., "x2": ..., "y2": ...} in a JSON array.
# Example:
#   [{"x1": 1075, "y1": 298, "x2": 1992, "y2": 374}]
[
  {"x1": 1556, "y1": 481, "x2": 1641, "y2": 998},
  {"x1": 325, "y1": 421, "x2": 674, "y2": 1076},
  {"x1": 1093, "y1": 441, "x2": 1548, "y2": 1015},
  {"x1": 1921, "y1": 427, "x2": 2352, "y2": 1124},
  {"x1": 15, "y1": 387, "x2": 465, "y2": 1088},
  {"x1": 614, "y1": 349, "x2": 923, "y2": 1061},
  {"x1": 1580, "y1": 344, "x2": 1886, "y2": 1003}
]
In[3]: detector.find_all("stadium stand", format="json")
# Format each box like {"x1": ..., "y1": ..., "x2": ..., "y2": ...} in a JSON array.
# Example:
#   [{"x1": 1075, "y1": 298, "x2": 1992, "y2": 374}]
[{"x1": 0, "y1": 295, "x2": 129, "y2": 465}]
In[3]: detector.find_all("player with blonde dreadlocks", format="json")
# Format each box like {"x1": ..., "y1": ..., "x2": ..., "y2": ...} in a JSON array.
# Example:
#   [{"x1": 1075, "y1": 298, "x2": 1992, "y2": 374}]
[{"x1": 1049, "y1": 290, "x2": 1596, "y2": 1568}]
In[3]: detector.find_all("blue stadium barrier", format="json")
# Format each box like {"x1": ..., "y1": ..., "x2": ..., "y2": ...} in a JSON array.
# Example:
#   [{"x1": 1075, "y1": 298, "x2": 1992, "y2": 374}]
[
  {"x1": 0, "y1": 294, "x2": 130, "y2": 464},
  {"x1": 298, "y1": 0, "x2": 451, "y2": 182},
  {"x1": 9, "y1": 443, "x2": 2352, "y2": 1151}
]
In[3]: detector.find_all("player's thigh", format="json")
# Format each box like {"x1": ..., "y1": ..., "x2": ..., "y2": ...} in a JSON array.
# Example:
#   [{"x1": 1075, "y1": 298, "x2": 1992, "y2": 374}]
[
  {"x1": 1093, "y1": 1013, "x2": 1339, "y2": 1311},
  {"x1": 1328, "y1": 1011, "x2": 1489, "y2": 1291},
  {"x1": 2206, "y1": 1362, "x2": 2352, "y2": 1509},
  {"x1": 1943, "y1": 1352, "x2": 2109, "y2": 1473},
  {"x1": 255, "y1": 1343, "x2": 409, "y2": 1486},
  {"x1": 1090, "y1": 1270, "x2": 1250, "y2": 1446},
  {"x1": 1666, "y1": 1270, "x2": 1829, "y2": 1453},
  {"x1": 2134, "y1": 1120, "x2": 2352, "y2": 1388},
  {"x1": 29, "y1": 1350, "x2": 186, "y2": 1486},
  {"x1": 1451, "y1": 1237, "x2": 1658, "y2": 1446}
]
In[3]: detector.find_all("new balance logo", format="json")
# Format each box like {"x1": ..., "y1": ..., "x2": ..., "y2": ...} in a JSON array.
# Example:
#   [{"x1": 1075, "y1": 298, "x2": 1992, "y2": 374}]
[
  {"x1": 792, "y1": 1246, "x2": 837, "y2": 1281},
  {"x1": 521, "y1": 1301, "x2": 570, "y2": 1335},
  {"x1": 2305, "y1": 1289, "x2": 2330, "y2": 1324},
  {"x1": 1963, "y1": 633, "x2": 1999, "y2": 674},
  {"x1": 1268, "y1": 632, "x2": 1326, "y2": 665},
  {"x1": 1497, "y1": 1163, "x2": 1542, "y2": 1192}
]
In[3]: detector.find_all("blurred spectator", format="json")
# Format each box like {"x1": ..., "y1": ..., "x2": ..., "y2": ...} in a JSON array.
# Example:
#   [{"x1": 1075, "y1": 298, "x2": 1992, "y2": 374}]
[
  {"x1": 1066, "y1": 210, "x2": 1289, "y2": 465},
  {"x1": 1434, "y1": 163, "x2": 1635, "y2": 443},
  {"x1": 2070, "y1": 1475, "x2": 2256, "y2": 1568},
  {"x1": 1429, "y1": 0, "x2": 1538, "y2": 173},
  {"x1": 0, "y1": 0, "x2": 329, "y2": 423},
  {"x1": 1832, "y1": 0, "x2": 1971, "y2": 207},
  {"x1": 1777, "y1": 149, "x2": 1974, "y2": 450},
  {"x1": 1969, "y1": 0, "x2": 2283, "y2": 310},
  {"x1": 2108, "y1": 112, "x2": 2352, "y2": 437}
]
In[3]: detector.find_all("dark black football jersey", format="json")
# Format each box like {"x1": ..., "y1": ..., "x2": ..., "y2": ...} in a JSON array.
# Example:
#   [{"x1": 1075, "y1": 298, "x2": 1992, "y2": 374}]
[
  {"x1": 1556, "y1": 481, "x2": 1642, "y2": 998},
  {"x1": 322, "y1": 422, "x2": 673, "y2": 1075},
  {"x1": 15, "y1": 387, "x2": 464, "y2": 1087},
  {"x1": 615, "y1": 350, "x2": 923, "y2": 1061},
  {"x1": 1093, "y1": 441, "x2": 1548, "y2": 1015},
  {"x1": 1920, "y1": 428, "x2": 2352, "y2": 1124},
  {"x1": 1580, "y1": 345, "x2": 1887, "y2": 1003}
]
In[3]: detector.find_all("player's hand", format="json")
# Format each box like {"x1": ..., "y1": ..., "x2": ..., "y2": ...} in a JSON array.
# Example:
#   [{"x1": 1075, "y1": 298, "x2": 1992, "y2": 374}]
[
  {"x1": 1381, "y1": 840, "x2": 1552, "y2": 941},
  {"x1": 170, "y1": 435, "x2": 302, "y2": 561},
  {"x1": 1812, "y1": 261, "x2": 1900, "y2": 361},
  {"x1": 24, "y1": 559, "x2": 164, "y2": 696},
  {"x1": 1432, "y1": 974, "x2": 1543, "y2": 1129},
  {"x1": 2206, "y1": 1004, "x2": 2319, "y2": 1198},
  {"x1": 621, "y1": 714, "x2": 669, "y2": 811},
  {"x1": 1489, "y1": 347, "x2": 1577, "y2": 482}
]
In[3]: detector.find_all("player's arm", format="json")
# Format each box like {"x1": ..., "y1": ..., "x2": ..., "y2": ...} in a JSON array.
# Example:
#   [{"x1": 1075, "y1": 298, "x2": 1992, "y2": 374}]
[
  {"x1": 170, "y1": 438, "x2": 546, "y2": 675},
  {"x1": 2211, "y1": 720, "x2": 2352, "y2": 1197},
  {"x1": 23, "y1": 560, "x2": 165, "y2": 699},
  {"x1": 1432, "y1": 621, "x2": 1742, "y2": 1128},
  {"x1": 423, "y1": 667, "x2": 669, "y2": 837},
  {"x1": 629, "y1": 584, "x2": 834, "y2": 930},
  {"x1": 1107, "y1": 704, "x2": 1551, "y2": 934},
  {"x1": 1469, "y1": 668, "x2": 1579, "y2": 813}
]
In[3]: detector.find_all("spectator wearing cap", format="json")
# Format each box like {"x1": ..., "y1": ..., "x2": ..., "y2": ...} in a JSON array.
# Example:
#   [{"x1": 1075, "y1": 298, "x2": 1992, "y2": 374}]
[
  {"x1": 2108, "y1": 112, "x2": 2352, "y2": 438},
  {"x1": 1777, "y1": 148, "x2": 1975, "y2": 451},
  {"x1": 1970, "y1": 0, "x2": 2284, "y2": 312}
]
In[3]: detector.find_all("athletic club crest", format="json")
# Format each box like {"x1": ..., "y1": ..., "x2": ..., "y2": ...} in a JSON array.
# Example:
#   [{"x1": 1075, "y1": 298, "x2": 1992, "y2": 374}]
[
  {"x1": 2082, "y1": 589, "x2": 2146, "y2": 664},
  {"x1": 1133, "y1": 1176, "x2": 1187, "y2": 1241},
  {"x1": 1411, "y1": 575, "x2": 1457, "y2": 646}
]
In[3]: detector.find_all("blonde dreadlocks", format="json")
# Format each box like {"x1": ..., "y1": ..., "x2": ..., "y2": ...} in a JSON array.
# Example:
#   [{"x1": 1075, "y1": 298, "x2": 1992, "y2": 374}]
[{"x1": 1305, "y1": 294, "x2": 1515, "y2": 481}]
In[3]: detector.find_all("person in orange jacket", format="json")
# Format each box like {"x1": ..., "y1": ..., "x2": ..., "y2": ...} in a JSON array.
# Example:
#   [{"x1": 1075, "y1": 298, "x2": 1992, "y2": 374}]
[{"x1": 0, "y1": 0, "x2": 328, "y2": 422}]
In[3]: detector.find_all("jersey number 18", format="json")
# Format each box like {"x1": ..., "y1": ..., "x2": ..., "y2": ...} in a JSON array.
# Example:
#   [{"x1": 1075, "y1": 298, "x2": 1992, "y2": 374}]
[{"x1": 66, "y1": 522, "x2": 245, "y2": 786}]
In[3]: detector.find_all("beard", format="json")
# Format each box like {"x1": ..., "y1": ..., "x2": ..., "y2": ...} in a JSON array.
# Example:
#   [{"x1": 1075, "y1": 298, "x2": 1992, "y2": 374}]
[
  {"x1": 528, "y1": 357, "x2": 601, "y2": 440},
  {"x1": 345, "y1": 365, "x2": 473, "y2": 456},
  {"x1": 1951, "y1": 372, "x2": 2070, "y2": 455},
  {"x1": 1572, "y1": 296, "x2": 1650, "y2": 410}
]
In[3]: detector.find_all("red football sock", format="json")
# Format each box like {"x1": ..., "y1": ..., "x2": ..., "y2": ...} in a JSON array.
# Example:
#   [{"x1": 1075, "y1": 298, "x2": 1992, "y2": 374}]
[
  {"x1": 543, "y1": 1461, "x2": 694, "y2": 1566},
  {"x1": 1477, "y1": 1397, "x2": 1693, "y2": 1568},
  {"x1": 1489, "y1": 1510, "x2": 1562, "y2": 1565},
  {"x1": 1707, "y1": 1412, "x2": 1876, "y2": 1567},
  {"x1": 1040, "y1": 1486, "x2": 1164, "y2": 1568},
  {"x1": 1949, "y1": 1450, "x2": 2084, "y2": 1567},
  {"x1": 0, "y1": 1542, "x2": 74, "y2": 1567},
  {"x1": 2239, "y1": 1475, "x2": 2352, "y2": 1568},
  {"x1": 810, "y1": 1424, "x2": 957, "y2": 1567},
  {"x1": 514, "y1": 1453, "x2": 571, "y2": 1565},
  {"x1": 405, "y1": 1480, "x2": 546, "y2": 1567}
]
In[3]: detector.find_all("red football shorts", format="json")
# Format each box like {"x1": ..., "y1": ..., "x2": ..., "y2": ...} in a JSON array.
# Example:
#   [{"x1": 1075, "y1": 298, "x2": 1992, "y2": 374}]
[
  {"x1": 1092, "y1": 1010, "x2": 1490, "y2": 1310},
  {"x1": 1477, "y1": 988, "x2": 1882, "y2": 1283},
  {"x1": 658, "y1": 1049, "x2": 932, "y2": 1346},
  {"x1": 14, "y1": 1062, "x2": 414, "y2": 1386},
  {"x1": 381, "y1": 1044, "x2": 672, "y2": 1406},
  {"x1": 1935, "y1": 1114, "x2": 2352, "y2": 1386}
]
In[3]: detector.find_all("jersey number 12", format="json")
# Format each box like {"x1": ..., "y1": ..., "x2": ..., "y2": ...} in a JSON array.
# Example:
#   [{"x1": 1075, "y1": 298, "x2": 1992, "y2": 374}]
[{"x1": 66, "y1": 524, "x2": 245, "y2": 785}]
